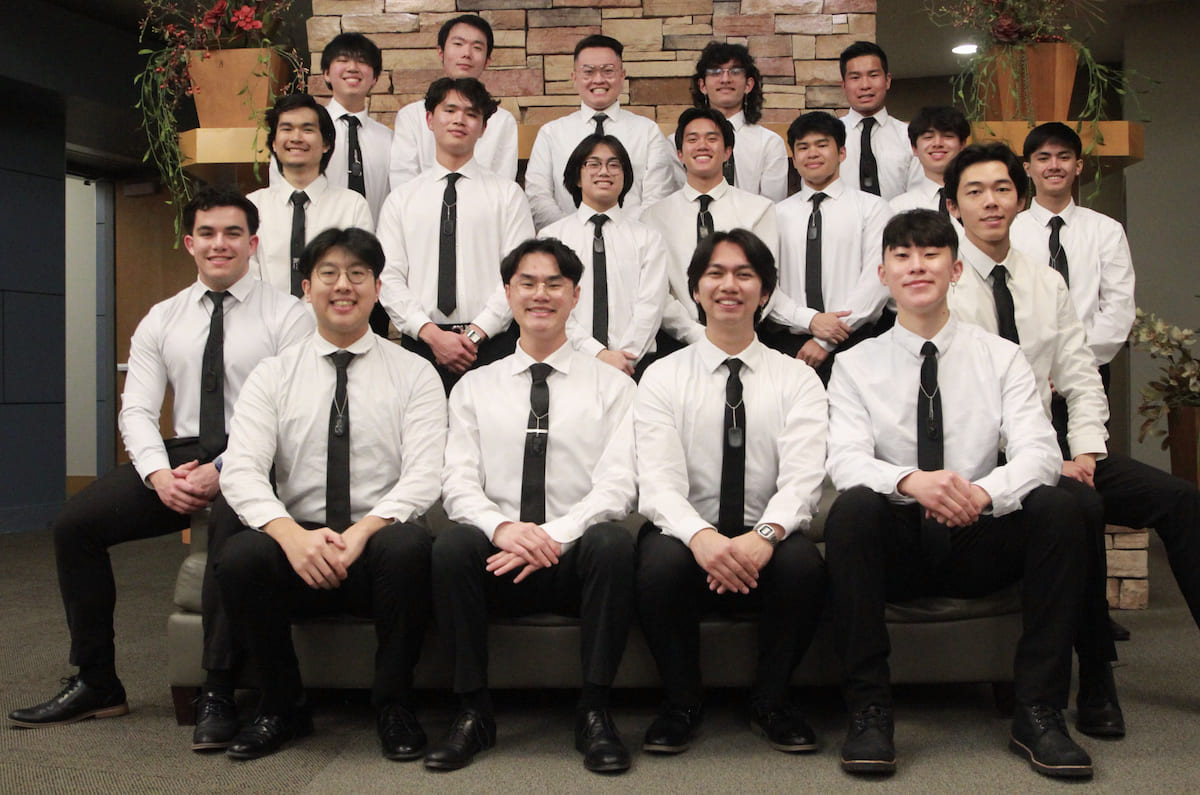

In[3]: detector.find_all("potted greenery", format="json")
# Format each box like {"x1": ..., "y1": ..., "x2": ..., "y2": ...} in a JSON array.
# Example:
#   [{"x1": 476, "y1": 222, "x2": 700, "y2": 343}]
[
  {"x1": 136, "y1": 0, "x2": 305, "y2": 238},
  {"x1": 1130, "y1": 309, "x2": 1200, "y2": 486},
  {"x1": 924, "y1": 0, "x2": 1132, "y2": 127}
]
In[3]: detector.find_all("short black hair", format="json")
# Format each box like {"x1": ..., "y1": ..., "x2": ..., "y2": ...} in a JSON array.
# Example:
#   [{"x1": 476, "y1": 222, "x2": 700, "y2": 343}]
[
  {"x1": 183, "y1": 185, "x2": 260, "y2": 235},
  {"x1": 266, "y1": 94, "x2": 336, "y2": 174},
  {"x1": 437, "y1": 14, "x2": 495, "y2": 58},
  {"x1": 423, "y1": 77, "x2": 499, "y2": 124},
  {"x1": 500, "y1": 237, "x2": 585, "y2": 285},
  {"x1": 686, "y1": 228, "x2": 777, "y2": 326},
  {"x1": 787, "y1": 110, "x2": 846, "y2": 150},
  {"x1": 299, "y1": 227, "x2": 385, "y2": 279},
  {"x1": 321, "y1": 32, "x2": 383, "y2": 81},
  {"x1": 563, "y1": 134, "x2": 634, "y2": 208},
  {"x1": 943, "y1": 141, "x2": 1029, "y2": 204},
  {"x1": 1023, "y1": 121, "x2": 1083, "y2": 159},
  {"x1": 907, "y1": 106, "x2": 970, "y2": 147},
  {"x1": 691, "y1": 41, "x2": 763, "y2": 125},
  {"x1": 883, "y1": 209, "x2": 960, "y2": 260},
  {"x1": 674, "y1": 106, "x2": 735, "y2": 151},
  {"x1": 839, "y1": 40, "x2": 889, "y2": 77},
  {"x1": 573, "y1": 34, "x2": 623, "y2": 60}
]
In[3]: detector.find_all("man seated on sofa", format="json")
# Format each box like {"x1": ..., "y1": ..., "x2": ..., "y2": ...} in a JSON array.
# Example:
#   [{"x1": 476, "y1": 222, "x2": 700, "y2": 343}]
[
  {"x1": 9, "y1": 187, "x2": 313, "y2": 733},
  {"x1": 824, "y1": 209, "x2": 1092, "y2": 779},
  {"x1": 215, "y1": 227, "x2": 446, "y2": 761},
  {"x1": 428, "y1": 237, "x2": 638, "y2": 774},
  {"x1": 635, "y1": 229, "x2": 828, "y2": 756}
]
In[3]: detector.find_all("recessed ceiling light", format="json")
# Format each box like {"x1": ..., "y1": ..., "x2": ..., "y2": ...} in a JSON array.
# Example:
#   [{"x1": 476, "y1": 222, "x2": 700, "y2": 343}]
[{"x1": 952, "y1": 43, "x2": 979, "y2": 55}]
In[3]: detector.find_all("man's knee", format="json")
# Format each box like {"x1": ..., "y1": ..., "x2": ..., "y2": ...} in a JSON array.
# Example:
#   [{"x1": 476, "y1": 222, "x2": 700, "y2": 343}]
[
  {"x1": 431, "y1": 523, "x2": 489, "y2": 572},
  {"x1": 214, "y1": 529, "x2": 278, "y2": 587},
  {"x1": 578, "y1": 522, "x2": 635, "y2": 568},
  {"x1": 635, "y1": 525, "x2": 695, "y2": 593},
  {"x1": 823, "y1": 486, "x2": 889, "y2": 556},
  {"x1": 369, "y1": 521, "x2": 433, "y2": 561},
  {"x1": 1023, "y1": 485, "x2": 1087, "y2": 551}
]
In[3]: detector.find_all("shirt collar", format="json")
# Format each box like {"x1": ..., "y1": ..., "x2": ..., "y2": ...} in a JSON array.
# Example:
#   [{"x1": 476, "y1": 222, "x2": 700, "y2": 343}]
[
  {"x1": 510, "y1": 339, "x2": 575, "y2": 378},
  {"x1": 958, "y1": 235, "x2": 1022, "y2": 281},
  {"x1": 920, "y1": 176, "x2": 944, "y2": 199},
  {"x1": 891, "y1": 316, "x2": 959, "y2": 361},
  {"x1": 799, "y1": 177, "x2": 845, "y2": 201},
  {"x1": 576, "y1": 202, "x2": 623, "y2": 224},
  {"x1": 1028, "y1": 197, "x2": 1077, "y2": 226},
  {"x1": 696, "y1": 335, "x2": 764, "y2": 375},
  {"x1": 325, "y1": 97, "x2": 365, "y2": 124},
  {"x1": 312, "y1": 328, "x2": 377, "y2": 358},
  {"x1": 683, "y1": 179, "x2": 731, "y2": 203},
  {"x1": 843, "y1": 107, "x2": 891, "y2": 129},
  {"x1": 278, "y1": 173, "x2": 329, "y2": 203},
  {"x1": 190, "y1": 270, "x2": 255, "y2": 305},
  {"x1": 580, "y1": 100, "x2": 620, "y2": 119},
  {"x1": 430, "y1": 157, "x2": 483, "y2": 182},
  {"x1": 727, "y1": 110, "x2": 746, "y2": 131}
]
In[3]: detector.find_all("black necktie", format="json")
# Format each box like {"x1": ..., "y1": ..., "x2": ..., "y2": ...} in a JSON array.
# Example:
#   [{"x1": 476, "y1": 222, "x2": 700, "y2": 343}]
[
  {"x1": 326, "y1": 350, "x2": 355, "y2": 532},
  {"x1": 520, "y1": 363, "x2": 552, "y2": 524},
  {"x1": 990, "y1": 265, "x2": 1020, "y2": 344},
  {"x1": 806, "y1": 192, "x2": 827, "y2": 313},
  {"x1": 342, "y1": 114, "x2": 365, "y2": 197},
  {"x1": 199, "y1": 290, "x2": 227, "y2": 461},
  {"x1": 1048, "y1": 216, "x2": 1069, "y2": 287},
  {"x1": 723, "y1": 148, "x2": 736, "y2": 187},
  {"x1": 917, "y1": 341, "x2": 949, "y2": 565},
  {"x1": 936, "y1": 187, "x2": 948, "y2": 217},
  {"x1": 592, "y1": 113, "x2": 608, "y2": 137},
  {"x1": 696, "y1": 194, "x2": 714, "y2": 243},
  {"x1": 438, "y1": 173, "x2": 461, "y2": 317},
  {"x1": 289, "y1": 190, "x2": 308, "y2": 297},
  {"x1": 590, "y1": 214, "x2": 609, "y2": 345},
  {"x1": 859, "y1": 116, "x2": 880, "y2": 196},
  {"x1": 718, "y1": 358, "x2": 746, "y2": 537}
]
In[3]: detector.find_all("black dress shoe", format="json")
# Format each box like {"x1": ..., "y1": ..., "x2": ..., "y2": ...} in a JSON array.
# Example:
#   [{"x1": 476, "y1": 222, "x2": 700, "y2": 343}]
[
  {"x1": 424, "y1": 708, "x2": 496, "y2": 770},
  {"x1": 9, "y1": 676, "x2": 129, "y2": 728},
  {"x1": 1110, "y1": 617, "x2": 1131, "y2": 642},
  {"x1": 575, "y1": 709, "x2": 631, "y2": 773},
  {"x1": 191, "y1": 691, "x2": 239, "y2": 751},
  {"x1": 378, "y1": 704, "x2": 427, "y2": 761},
  {"x1": 1076, "y1": 662, "x2": 1126, "y2": 738},
  {"x1": 841, "y1": 704, "x2": 895, "y2": 774},
  {"x1": 225, "y1": 712, "x2": 313, "y2": 760},
  {"x1": 750, "y1": 700, "x2": 819, "y2": 753},
  {"x1": 1009, "y1": 704, "x2": 1093, "y2": 778},
  {"x1": 642, "y1": 704, "x2": 701, "y2": 754}
]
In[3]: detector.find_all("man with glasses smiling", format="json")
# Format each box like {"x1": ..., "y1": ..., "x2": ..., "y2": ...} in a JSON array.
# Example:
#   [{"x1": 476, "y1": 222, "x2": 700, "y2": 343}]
[
  {"x1": 539, "y1": 134, "x2": 669, "y2": 378},
  {"x1": 525, "y1": 35, "x2": 681, "y2": 229}
]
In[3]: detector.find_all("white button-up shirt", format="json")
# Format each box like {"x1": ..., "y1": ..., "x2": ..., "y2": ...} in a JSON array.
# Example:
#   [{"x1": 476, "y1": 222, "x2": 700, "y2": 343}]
[
  {"x1": 120, "y1": 273, "x2": 314, "y2": 482},
  {"x1": 769, "y1": 177, "x2": 895, "y2": 349},
  {"x1": 948, "y1": 239, "x2": 1109, "y2": 459},
  {"x1": 672, "y1": 111, "x2": 790, "y2": 202},
  {"x1": 636, "y1": 336, "x2": 827, "y2": 544},
  {"x1": 1011, "y1": 199, "x2": 1136, "y2": 366},
  {"x1": 377, "y1": 157, "x2": 536, "y2": 340},
  {"x1": 389, "y1": 99, "x2": 519, "y2": 188},
  {"x1": 827, "y1": 318, "x2": 1061, "y2": 517},
  {"x1": 539, "y1": 204, "x2": 669, "y2": 361},
  {"x1": 248, "y1": 174, "x2": 374, "y2": 294},
  {"x1": 840, "y1": 107, "x2": 924, "y2": 201},
  {"x1": 221, "y1": 330, "x2": 446, "y2": 530},
  {"x1": 525, "y1": 102, "x2": 682, "y2": 229},
  {"x1": 442, "y1": 342, "x2": 637, "y2": 549}
]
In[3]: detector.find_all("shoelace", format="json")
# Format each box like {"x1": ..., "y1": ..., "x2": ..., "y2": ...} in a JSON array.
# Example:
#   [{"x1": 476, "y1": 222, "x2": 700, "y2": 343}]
[
  {"x1": 1028, "y1": 704, "x2": 1067, "y2": 732},
  {"x1": 852, "y1": 705, "x2": 893, "y2": 733}
]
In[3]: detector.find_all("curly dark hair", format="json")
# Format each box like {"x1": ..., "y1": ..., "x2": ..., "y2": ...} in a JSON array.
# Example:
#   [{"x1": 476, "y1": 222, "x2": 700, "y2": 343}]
[{"x1": 690, "y1": 42, "x2": 763, "y2": 125}]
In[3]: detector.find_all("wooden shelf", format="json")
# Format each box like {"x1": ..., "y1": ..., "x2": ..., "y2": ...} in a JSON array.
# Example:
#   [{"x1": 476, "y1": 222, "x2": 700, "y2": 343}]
[
  {"x1": 178, "y1": 127, "x2": 274, "y2": 188},
  {"x1": 970, "y1": 121, "x2": 1145, "y2": 166}
]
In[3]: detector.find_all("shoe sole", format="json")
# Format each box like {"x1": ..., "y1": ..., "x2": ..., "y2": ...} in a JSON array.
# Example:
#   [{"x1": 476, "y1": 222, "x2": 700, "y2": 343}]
[
  {"x1": 191, "y1": 739, "x2": 233, "y2": 752},
  {"x1": 1008, "y1": 737, "x2": 1093, "y2": 778},
  {"x1": 750, "y1": 721, "x2": 819, "y2": 753},
  {"x1": 840, "y1": 757, "x2": 896, "y2": 774},
  {"x1": 642, "y1": 740, "x2": 689, "y2": 754},
  {"x1": 226, "y1": 720, "x2": 313, "y2": 760},
  {"x1": 9, "y1": 702, "x2": 129, "y2": 729},
  {"x1": 584, "y1": 759, "x2": 632, "y2": 774},
  {"x1": 424, "y1": 757, "x2": 472, "y2": 771},
  {"x1": 1076, "y1": 720, "x2": 1126, "y2": 739},
  {"x1": 383, "y1": 747, "x2": 426, "y2": 762}
]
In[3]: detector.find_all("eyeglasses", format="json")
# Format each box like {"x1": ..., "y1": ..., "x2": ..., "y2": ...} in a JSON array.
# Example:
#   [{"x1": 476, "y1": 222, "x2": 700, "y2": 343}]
[
  {"x1": 513, "y1": 278, "x2": 570, "y2": 296},
  {"x1": 583, "y1": 158, "x2": 623, "y2": 174},
  {"x1": 314, "y1": 265, "x2": 373, "y2": 285},
  {"x1": 577, "y1": 65, "x2": 621, "y2": 80},
  {"x1": 705, "y1": 67, "x2": 747, "y2": 78}
]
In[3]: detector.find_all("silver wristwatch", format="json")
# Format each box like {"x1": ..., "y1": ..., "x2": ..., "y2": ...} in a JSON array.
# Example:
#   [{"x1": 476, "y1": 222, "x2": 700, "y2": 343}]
[
  {"x1": 462, "y1": 327, "x2": 483, "y2": 345},
  {"x1": 754, "y1": 523, "x2": 778, "y2": 547}
]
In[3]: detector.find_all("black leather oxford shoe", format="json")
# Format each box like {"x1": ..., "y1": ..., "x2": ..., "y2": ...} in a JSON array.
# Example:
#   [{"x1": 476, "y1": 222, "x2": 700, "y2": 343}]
[
  {"x1": 378, "y1": 704, "x2": 427, "y2": 761},
  {"x1": 191, "y1": 691, "x2": 239, "y2": 751},
  {"x1": 575, "y1": 709, "x2": 631, "y2": 773},
  {"x1": 1010, "y1": 704, "x2": 1093, "y2": 779},
  {"x1": 225, "y1": 712, "x2": 313, "y2": 760},
  {"x1": 424, "y1": 708, "x2": 496, "y2": 771},
  {"x1": 9, "y1": 677, "x2": 129, "y2": 728},
  {"x1": 642, "y1": 704, "x2": 702, "y2": 754}
]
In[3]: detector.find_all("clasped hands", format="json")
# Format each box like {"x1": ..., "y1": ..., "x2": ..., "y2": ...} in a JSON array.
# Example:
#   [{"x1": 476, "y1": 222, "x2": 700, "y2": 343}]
[
  {"x1": 149, "y1": 459, "x2": 219, "y2": 514},
  {"x1": 488, "y1": 521, "x2": 563, "y2": 583},
  {"x1": 272, "y1": 518, "x2": 375, "y2": 590},
  {"x1": 898, "y1": 470, "x2": 992, "y2": 527},
  {"x1": 689, "y1": 527, "x2": 775, "y2": 596}
]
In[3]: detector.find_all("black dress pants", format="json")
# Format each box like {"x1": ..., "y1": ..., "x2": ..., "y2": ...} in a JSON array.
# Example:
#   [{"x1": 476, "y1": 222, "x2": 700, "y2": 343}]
[
  {"x1": 1055, "y1": 476, "x2": 1117, "y2": 664},
  {"x1": 215, "y1": 521, "x2": 432, "y2": 714},
  {"x1": 431, "y1": 523, "x2": 636, "y2": 695},
  {"x1": 400, "y1": 325, "x2": 518, "y2": 395},
  {"x1": 757, "y1": 321, "x2": 877, "y2": 385},
  {"x1": 636, "y1": 523, "x2": 827, "y2": 708},
  {"x1": 200, "y1": 495, "x2": 251, "y2": 672},
  {"x1": 53, "y1": 440, "x2": 200, "y2": 669},
  {"x1": 824, "y1": 485, "x2": 1085, "y2": 713}
]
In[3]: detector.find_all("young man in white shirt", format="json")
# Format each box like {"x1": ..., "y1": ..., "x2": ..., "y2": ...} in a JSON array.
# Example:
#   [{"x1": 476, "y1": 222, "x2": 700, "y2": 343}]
[
  {"x1": 946, "y1": 142, "x2": 1200, "y2": 738},
  {"x1": 248, "y1": 93, "x2": 373, "y2": 297},
  {"x1": 388, "y1": 14, "x2": 518, "y2": 188},
  {"x1": 10, "y1": 187, "x2": 313, "y2": 737},
  {"x1": 539, "y1": 134, "x2": 669, "y2": 378},
  {"x1": 642, "y1": 107, "x2": 779, "y2": 356},
  {"x1": 525, "y1": 34, "x2": 681, "y2": 229},
  {"x1": 689, "y1": 41, "x2": 790, "y2": 202},
  {"x1": 635, "y1": 229, "x2": 828, "y2": 757},
  {"x1": 764, "y1": 111, "x2": 894, "y2": 382},
  {"x1": 825, "y1": 209, "x2": 1092, "y2": 779},
  {"x1": 837, "y1": 41, "x2": 923, "y2": 201},
  {"x1": 889, "y1": 106, "x2": 969, "y2": 216},
  {"x1": 215, "y1": 227, "x2": 446, "y2": 761},
  {"x1": 428, "y1": 238, "x2": 638, "y2": 774},
  {"x1": 378, "y1": 77, "x2": 535, "y2": 394}
]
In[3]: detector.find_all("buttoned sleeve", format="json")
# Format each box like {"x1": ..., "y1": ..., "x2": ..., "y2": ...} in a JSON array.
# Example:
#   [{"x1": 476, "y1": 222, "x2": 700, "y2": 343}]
[
  {"x1": 119, "y1": 308, "x2": 173, "y2": 483},
  {"x1": 1088, "y1": 221, "x2": 1136, "y2": 366},
  {"x1": 611, "y1": 227, "x2": 669, "y2": 360},
  {"x1": 377, "y1": 191, "x2": 435, "y2": 340},
  {"x1": 388, "y1": 103, "x2": 424, "y2": 189},
  {"x1": 826, "y1": 358, "x2": 916, "y2": 497},
  {"x1": 638, "y1": 128, "x2": 684, "y2": 216},
  {"x1": 219, "y1": 358, "x2": 290, "y2": 530},
  {"x1": 484, "y1": 109, "x2": 519, "y2": 182},
  {"x1": 758, "y1": 130, "x2": 790, "y2": 203},
  {"x1": 442, "y1": 374, "x2": 515, "y2": 541},
  {"x1": 757, "y1": 365, "x2": 827, "y2": 534},
  {"x1": 1048, "y1": 274, "x2": 1110, "y2": 459},
  {"x1": 525, "y1": 126, "x2": 565, "y2": 230}
]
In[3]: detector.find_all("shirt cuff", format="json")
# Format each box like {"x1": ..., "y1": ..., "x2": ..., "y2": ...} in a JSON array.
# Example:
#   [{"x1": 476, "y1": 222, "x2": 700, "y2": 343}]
[
  {"x1": 404, "y1": 312, "x2": 435, "y2": 341},
  {"x1": 1067, "y1": 433, "x2": 1108, "y2": 462}
]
